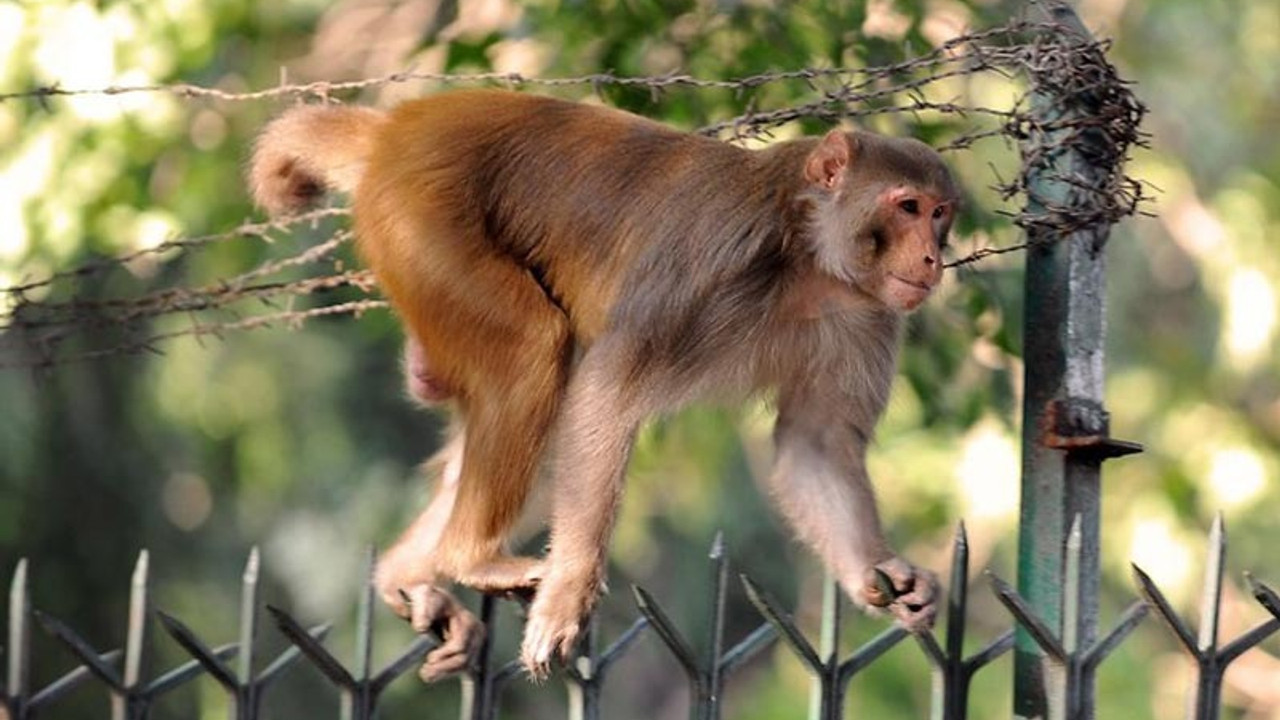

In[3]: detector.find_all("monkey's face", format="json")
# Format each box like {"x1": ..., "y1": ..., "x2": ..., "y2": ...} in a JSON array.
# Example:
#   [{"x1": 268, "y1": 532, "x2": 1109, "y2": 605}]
[
  {"x1": 813, "y1": 184, "x2": 953, "y2": 314},
  {"x1": 864, "y1": 186, "x2": 952, "y2": 312}
]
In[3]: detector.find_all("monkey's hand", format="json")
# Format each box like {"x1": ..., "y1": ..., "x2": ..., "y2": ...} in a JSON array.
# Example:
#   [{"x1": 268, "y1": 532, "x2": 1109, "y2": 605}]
[
  {"x1": 519, "y1": 570, "x2": 598, "y2": 680},
  {"x1": 859, "y1": 557, "x2": 939, "y2": 632},
  {"x1": 386, "y1": 583, "x2": 486, "y2": 682}
]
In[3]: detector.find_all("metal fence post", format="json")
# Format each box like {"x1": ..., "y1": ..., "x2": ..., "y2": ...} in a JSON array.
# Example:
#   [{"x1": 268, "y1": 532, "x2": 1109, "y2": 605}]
[{"x1": 1014, "y1": 4, "x2": 1144, "y2": 718}]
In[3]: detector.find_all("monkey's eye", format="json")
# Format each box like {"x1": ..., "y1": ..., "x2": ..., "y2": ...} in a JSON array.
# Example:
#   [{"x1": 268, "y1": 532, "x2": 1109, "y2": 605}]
[
  {"x1": 898, "y1": 199, "x2": 919, "y2": 215},
  {"x1": 932, "y1": 205, "x2": 946, "y2": 220}
]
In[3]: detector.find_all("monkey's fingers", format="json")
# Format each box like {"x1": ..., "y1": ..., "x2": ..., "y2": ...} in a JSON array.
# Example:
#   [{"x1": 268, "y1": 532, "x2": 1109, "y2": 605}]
[
  {"x1": 399, "y1": 584, "x2": 487, "y2": 683},
  {"x1": 888, "y1": 572, "x2": 939, "y2": 632},
  {"x1": 419, "y1": 608, "x2": 486, "y2": 682}
]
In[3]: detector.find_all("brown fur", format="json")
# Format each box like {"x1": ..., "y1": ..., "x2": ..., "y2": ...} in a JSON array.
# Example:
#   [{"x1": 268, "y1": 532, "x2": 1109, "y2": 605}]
[{"x1": 249, "y1": 89, "x2": 959, "y2": 677}]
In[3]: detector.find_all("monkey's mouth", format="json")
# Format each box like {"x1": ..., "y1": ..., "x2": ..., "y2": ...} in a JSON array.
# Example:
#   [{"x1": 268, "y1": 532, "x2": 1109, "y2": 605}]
[
  {"x1": 889, "y1": 274, "x2": 932, "y2": 292},
  {"x1": 885, "y1": 274, "x2": 934, "y2": 311}
]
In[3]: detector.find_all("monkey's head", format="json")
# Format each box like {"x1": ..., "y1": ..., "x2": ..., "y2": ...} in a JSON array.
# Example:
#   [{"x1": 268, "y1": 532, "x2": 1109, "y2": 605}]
[{"x1": 803, "y1": 130, "x2": 959, "y2": 314}]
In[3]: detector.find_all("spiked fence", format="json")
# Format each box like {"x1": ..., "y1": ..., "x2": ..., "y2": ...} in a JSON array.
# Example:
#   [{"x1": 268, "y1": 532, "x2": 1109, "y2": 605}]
[{"x1": 3, "y1": 520, "x2": 1279, "y2": 720}]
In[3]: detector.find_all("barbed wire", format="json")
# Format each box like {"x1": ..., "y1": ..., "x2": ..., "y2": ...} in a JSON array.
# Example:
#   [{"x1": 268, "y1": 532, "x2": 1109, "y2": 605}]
[{"x1": 0, "y1": 16, "x2": 1147, "y2": 369}]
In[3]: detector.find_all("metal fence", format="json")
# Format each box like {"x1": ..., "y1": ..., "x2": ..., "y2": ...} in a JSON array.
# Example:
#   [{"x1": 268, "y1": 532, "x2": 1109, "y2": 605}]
[{"x1": 3, "y1": 520, "x2": 1279, "y2": 720}]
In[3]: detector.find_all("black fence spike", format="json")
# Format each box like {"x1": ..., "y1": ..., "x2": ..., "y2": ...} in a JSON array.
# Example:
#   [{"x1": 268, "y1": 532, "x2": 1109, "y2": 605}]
[
  {"x1": 739, "y1": 574, "x2": 822, "y2": 671},
  {"x1": 32, "y1": 610, "x2": 125, "y2": 691},
  {"x1": 1131, "y1": 563, "x2": 1198, "y2": 655},
  {"x1": 257, "y1": 623, "x2": 332, "y2": 686},
  {"x1": 266, "y1": 605, "x2": 355, "y2": 688},
  {"x1": 988, "y1": 573, "x2": 1066, "y2": 662},
  {"x1": 631, "y1": 584, "x2": 701, "y2": 684},
  {"x1": 155, "y1": 609, "x2": 239, "y2": 690},
  {"x1": 1245, "y1": 573, "x2": 1280, "y2": 620},
  {"x1": 946, "y1": 522, "x2": 970, "y2": 662},
  {"x1": 145, "y1": 642, "x2": 238, "y2": 698}
]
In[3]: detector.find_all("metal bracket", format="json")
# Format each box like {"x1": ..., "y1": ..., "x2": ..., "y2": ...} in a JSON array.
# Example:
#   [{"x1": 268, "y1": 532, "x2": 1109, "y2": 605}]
[{"x1": 1041, "y1": 397, "x2": 1143, "y2": 461}]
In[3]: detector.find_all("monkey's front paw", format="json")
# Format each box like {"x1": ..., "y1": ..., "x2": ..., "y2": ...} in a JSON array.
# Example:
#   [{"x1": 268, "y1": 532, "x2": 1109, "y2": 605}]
[
  {"x1": 860, "y1": 557, "x2": 938, "y2": 632},
  {"x1": 396, "y1": 584, "x2": 487, "y2": 682},
  {"x1": 518, "y1": 575, "x2": 595, "y2": 680}
]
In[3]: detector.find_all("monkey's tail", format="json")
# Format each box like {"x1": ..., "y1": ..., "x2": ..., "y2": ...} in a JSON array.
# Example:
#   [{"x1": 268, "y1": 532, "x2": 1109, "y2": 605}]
[{"x1": 248, "y1": 105, "x2": 388, "y2": 216}]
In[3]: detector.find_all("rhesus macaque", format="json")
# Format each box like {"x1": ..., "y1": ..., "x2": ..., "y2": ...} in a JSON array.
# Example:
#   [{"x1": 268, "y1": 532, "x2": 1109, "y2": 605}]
[{"x1": 249, "y1": 89, "x2": 959, "y2": 679}]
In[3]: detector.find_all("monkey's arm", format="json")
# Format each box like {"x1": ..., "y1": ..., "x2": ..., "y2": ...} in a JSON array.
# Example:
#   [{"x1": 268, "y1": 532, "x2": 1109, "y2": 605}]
[{"x1": 764, "y1": 384, "x2": 938, "y2": 631}]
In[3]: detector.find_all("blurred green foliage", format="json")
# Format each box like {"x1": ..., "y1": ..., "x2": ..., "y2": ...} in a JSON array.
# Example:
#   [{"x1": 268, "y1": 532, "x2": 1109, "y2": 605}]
[{"x1": 1, "y1": 0, "x2": 1278, "y2": 718}]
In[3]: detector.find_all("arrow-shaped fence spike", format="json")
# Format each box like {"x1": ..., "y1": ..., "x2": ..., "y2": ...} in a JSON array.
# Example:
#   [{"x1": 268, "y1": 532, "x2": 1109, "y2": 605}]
[
  {"x1": 267, "y1": 605, "x2": 354, "y2": 688},
  {"x1": 631, "y1": 585, "x2": 700, "y2": 683},
  {"x1": 988, "y1": 573, "x2": 1066, "y2": 662},
  {"x1": 145, "y1": 642, "x2": 238, "y2": 698},
  {"x1": 32, "y1": 610, "x2": 125, "y2": 691},
  {"x1": 1245, "y1": 573, "x2": 1280, "y2": 620},
  {"x1": 1131, "y1": 564, "x2": 1198, "y2": 654},
  {"x1": 257, "y1": 623, "x2": 332, "y2": 686},
  {"x1": 946, "y1": 522, "x2": 970, "y2": 661},
  {"x1": 740, "y1": 574, "x2": 822, "y2": 671},
  {"x1": 155, "y1": 610, "x2": 238, "y2": 690}
]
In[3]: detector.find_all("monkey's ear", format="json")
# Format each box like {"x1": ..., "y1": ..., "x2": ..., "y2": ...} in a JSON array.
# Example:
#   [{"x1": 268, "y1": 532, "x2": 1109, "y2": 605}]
[{"x1": 804, "y1": 130, "x2": 857, "y2": 191}]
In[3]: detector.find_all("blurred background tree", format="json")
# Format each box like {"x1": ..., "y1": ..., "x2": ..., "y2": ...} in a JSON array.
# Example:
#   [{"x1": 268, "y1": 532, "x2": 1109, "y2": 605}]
[{"x1": 0, "y1": 0, "x2": 1277, "y2": 718}]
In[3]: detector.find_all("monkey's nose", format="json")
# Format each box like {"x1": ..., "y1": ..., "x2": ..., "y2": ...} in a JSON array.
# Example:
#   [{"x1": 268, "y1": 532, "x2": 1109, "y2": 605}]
[{"x1": 923, "y1": 254, "x2": 937, "y2": 266}]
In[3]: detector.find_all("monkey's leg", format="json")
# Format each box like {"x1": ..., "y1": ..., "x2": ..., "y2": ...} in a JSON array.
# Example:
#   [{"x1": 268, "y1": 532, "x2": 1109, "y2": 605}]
[
  {"x1": 359, "y1": 202, "x2": 572, "y2": 592},
  {"x1": 434, "y1": 312, "x2": 570, "y2": 592},
  {"x1": 520, "y1": 346, "x2": 644, "y2": 676},
  {"x1": 764, "y1": 387, "x2": 938, "y2": 632},
  {"x1": 373, "y1": 434, "x2": 486, "y2": 681}
]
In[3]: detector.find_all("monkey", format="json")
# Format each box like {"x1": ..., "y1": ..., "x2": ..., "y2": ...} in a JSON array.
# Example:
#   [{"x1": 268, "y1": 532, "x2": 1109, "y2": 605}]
[{"x1": 249, "y1": 89, "x2": 959, "y2": 679}]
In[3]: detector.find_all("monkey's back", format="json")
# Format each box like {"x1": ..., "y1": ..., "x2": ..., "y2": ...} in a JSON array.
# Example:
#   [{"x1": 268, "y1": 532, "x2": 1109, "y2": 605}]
[{"x1": 357, "y1": 89, "x2": 791, "y2": 343}]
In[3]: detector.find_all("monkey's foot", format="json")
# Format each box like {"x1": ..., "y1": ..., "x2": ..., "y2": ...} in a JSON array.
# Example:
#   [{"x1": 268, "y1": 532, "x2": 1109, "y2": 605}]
[
  {"x1": 859, "y1": 557, "x2": 938, "y2": 632},
  {"x1": 518, "y1": 573, "x2": 596, "y2": 679},
  {"x1": 394, "y1": 584, "x2": 487, "y2": 682},
  {"x1": 455, "y1": 556, "x2": 546, "y2": 598}
]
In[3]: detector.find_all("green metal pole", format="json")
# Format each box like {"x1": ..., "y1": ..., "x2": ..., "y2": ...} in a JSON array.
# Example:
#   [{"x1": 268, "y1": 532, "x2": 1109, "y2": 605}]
[{"x1": 1014, "y1": 4, "x2": 1142, "y2": 719}]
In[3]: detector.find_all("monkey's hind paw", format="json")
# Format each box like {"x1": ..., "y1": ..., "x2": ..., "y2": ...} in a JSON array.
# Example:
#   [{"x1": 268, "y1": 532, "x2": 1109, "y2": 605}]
[
  {"x1": 395, "y1": 584, "x2": 487, "y2": 683},
  {"x1": 519, "y1": 613, "x2": 582, "y2": 681},
  {"x1": 859, "y1": 557, "x2": 939, "y2": 633}
]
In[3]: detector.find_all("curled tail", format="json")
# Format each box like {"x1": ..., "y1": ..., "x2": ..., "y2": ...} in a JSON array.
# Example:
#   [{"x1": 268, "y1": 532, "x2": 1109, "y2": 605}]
[{"x1": 248, "y1": 105, "x2": 388, "y2": 216}]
